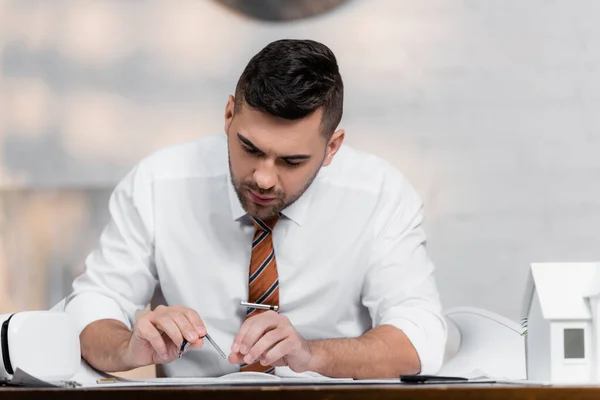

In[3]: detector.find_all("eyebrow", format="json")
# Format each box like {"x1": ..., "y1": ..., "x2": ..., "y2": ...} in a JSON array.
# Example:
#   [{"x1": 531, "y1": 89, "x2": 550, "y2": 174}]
[{"x1": 237, "y1": 133, "x2": 311, "y2": 161}]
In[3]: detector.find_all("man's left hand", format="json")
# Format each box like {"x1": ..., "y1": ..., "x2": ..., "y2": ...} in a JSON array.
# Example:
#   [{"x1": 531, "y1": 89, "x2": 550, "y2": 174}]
[{"x1": 229, "y1": 311, "x2": 313, "y2": 372}]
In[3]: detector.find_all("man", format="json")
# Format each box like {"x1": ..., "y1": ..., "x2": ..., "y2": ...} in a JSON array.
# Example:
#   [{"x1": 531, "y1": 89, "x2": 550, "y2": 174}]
[{"x1": 64, "y1": 39, "x2": 447, "y2": 379}]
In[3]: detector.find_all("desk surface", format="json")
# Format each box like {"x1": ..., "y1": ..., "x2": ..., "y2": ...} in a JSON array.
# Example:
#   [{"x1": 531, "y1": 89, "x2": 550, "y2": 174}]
[{"x1": 3, "y1": 384, "x2": 600, "y2": 400}]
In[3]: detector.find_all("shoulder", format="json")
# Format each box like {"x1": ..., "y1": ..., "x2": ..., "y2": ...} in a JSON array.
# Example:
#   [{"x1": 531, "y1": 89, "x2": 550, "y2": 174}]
[
  {"x1": 325, "y1": 144, "x2": 426, "y2": 237},
  {"x1": 324, "y1": 143, "x2": 422, "y2": 206},
  {"x1": 134, "y1": 134, "x2": 228, "y2": 183}
]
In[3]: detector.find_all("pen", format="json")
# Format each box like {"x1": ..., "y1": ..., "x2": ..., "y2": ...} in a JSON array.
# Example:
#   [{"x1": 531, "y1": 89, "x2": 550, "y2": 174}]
[
  {"x1": 178, "y1": 332, "x2": 227, "y2": 359},
  {"x1": 240, "y1": 301, "x2": 279, "y2": 311}
]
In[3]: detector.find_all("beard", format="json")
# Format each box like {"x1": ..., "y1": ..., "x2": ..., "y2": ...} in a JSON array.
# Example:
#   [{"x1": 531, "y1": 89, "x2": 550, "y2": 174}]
[{"x1": 228, "y1": 153, "x2": 321, "y2": 221}]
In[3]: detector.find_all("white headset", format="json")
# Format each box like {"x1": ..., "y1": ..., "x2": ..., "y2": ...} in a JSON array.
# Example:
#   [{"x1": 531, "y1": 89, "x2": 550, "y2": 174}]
[{"x1": 0, "y1": 311, "x2": 81, "y2": 382}]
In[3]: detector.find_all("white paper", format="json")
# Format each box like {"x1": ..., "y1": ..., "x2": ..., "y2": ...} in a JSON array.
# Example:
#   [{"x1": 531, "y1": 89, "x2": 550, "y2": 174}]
[
  {"x1": 83, "y1": 371, "x2": 355, "y2": 388},
  {"x1": 9, "y1": 363, "x2": 513, "y2": 389}
]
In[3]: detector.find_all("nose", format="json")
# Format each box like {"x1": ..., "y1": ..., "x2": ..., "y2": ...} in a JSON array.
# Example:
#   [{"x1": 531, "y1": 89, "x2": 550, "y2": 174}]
[{"x1": 253, "y1": 164, "x2": 277, "y2": 190}]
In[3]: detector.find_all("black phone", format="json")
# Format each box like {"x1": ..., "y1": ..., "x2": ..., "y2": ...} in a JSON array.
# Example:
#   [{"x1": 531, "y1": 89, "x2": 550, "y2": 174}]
[{"x1": 400, "y1": 374, "x2": 469, "y2": 383}]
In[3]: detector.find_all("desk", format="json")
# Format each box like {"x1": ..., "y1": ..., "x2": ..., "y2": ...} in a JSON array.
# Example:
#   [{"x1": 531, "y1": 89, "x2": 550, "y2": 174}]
[{"x1": 2, "y1": 384, "x2": 600, "y2": 400}]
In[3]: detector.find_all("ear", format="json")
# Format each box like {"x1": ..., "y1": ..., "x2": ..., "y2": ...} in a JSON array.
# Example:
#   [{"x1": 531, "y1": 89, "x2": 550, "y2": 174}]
[
  {"x1": 322, "y1": 129, "x2": 345, "y2": 167},
  {"x1": 224, "y1": 95, "x2": 235, "y2": 136}
]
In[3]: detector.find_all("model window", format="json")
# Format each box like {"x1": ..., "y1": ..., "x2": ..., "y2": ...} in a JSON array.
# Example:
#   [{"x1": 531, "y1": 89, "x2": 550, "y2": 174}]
[{"x1": 564, "y1": 328, "x2": 585, "y2": 359}]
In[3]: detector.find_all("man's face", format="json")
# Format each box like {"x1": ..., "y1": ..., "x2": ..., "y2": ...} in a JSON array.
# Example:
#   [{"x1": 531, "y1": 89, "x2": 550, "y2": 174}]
[{"x1": 224, "y1": 96, "x2": 344, "y2": 221}]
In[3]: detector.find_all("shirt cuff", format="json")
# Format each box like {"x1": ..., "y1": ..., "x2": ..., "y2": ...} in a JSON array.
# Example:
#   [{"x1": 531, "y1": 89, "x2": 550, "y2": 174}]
[
  {"x1": 382, "y1": 318, "x2": 445, "y2": 375},
  {"x1": 64, "y1": 292, "x2": 131, "y2": 334}
]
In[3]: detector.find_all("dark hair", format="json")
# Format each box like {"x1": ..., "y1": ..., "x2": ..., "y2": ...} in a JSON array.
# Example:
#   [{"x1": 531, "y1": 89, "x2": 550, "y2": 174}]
[{"x1": 234, "y1": 39, "x2": 344, "y2": 138}]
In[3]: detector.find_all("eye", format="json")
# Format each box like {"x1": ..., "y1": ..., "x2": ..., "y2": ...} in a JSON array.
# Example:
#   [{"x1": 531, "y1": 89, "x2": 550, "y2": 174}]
[
  {"x1": 283, "y1": 160, "x2": 302, "y2": 168},
  {"x1": 243, "y1": 145, "x2": 260, "y2": 156}
]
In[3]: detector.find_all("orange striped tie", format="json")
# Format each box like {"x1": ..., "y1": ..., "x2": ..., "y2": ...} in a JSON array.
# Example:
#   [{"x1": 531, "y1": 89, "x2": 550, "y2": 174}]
[{"x1": 240, "y1": 215, "x2": 280, "y2": 374}]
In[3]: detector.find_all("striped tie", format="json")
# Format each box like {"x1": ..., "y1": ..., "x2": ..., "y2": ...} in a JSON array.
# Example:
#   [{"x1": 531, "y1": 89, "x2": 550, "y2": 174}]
[{"x1": 240, "y1": 215, "x2": 280, "y2": 374}]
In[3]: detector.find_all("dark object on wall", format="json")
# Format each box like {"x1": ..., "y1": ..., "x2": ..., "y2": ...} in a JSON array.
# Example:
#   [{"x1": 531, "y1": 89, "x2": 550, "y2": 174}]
[{"x1": 215, "y1": 0, "x2": 349, "y2": 21}]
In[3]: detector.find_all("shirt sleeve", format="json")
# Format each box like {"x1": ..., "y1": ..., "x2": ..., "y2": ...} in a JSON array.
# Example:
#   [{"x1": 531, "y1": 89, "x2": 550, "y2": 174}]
[
  {"x1": 64, "y1": 165, "x2": 158, "y2": 334},
  {"x1": 362, "y1": 170, "x2": 447, "y2": 375}
]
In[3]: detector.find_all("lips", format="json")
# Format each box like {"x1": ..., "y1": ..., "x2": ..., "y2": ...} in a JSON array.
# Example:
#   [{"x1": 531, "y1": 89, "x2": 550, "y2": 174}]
[{"x1": 248, "y1": 190, "x2": 276, "y2": 205}]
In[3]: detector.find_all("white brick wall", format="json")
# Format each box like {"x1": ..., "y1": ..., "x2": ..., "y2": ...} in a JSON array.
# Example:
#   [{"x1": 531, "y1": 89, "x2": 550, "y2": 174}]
[{"x1": 1, "y1": 0, "x2": 600, "y2": 320}]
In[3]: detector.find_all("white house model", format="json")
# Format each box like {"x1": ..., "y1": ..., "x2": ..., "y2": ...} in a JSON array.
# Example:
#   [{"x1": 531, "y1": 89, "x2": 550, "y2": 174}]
[{"x1": 522, "y1": 262, "x2": 600, "y2": 383}]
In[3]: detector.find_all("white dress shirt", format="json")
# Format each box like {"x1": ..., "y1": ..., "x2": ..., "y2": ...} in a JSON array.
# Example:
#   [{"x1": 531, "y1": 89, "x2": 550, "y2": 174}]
[{"x1": 64, "y1": 133, "x2": 447, "y2": 377}]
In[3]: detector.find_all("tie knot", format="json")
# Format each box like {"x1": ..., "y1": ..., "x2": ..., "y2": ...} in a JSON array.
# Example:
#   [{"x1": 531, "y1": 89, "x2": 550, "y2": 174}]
[{"x1": 252, "y1": 215, "x2": 280, "y2": 232}]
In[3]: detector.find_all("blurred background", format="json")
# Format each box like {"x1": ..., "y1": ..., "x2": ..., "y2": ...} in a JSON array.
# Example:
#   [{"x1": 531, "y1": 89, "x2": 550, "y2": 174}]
[{"x1": 1, "y1": 0, "x2": 600, "y2": 352}]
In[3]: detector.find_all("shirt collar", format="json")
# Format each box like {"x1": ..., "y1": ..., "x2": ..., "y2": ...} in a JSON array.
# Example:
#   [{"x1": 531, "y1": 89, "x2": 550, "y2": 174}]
[
  {"x1": 226, "y1": 170, "x2": 322, "y2": 227},
  {"x1": 278, "y1": 175, "x2": 319, "y2": 226}
]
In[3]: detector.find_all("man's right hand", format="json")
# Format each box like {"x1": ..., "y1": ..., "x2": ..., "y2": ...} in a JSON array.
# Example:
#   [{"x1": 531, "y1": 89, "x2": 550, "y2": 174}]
[
  {"x1": 79, "y1": 305, "x2": 207, "y2": 372},
  {"x1": 123, "y1": 305, "x2": 207, "y2": 368}
]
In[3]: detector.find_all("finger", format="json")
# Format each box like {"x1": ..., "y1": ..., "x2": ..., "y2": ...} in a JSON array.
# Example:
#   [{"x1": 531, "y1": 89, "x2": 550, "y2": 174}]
[
  {"x1": 178, "y1": 338, "x2": 199, "y2": 356},
  {"x1": 150, "y1": 314, "x2": 184, "y2": 349},
  {"x1": 182, "y1": 308, "x2": 206, "y2": 337},
  {"x1": 171, "y1": 312, "x2": 199, "y2": 344},
  {"x1": 228, "y1": 351, "x2": 245, "y2": 365},
  {"x1": 188, "y1": 337, "x2": 205, "y2": 350},
  {"x1": 136, "y1": 318, "x2": 169, "y2": 359},
  {"x1": 164, "y1": 334, "x2": 183, "y2": 360},
  {"x1": 244, "y1": 329, "x2": 286, "y2": 365},
  {"x1": 236, "y1": 311, "x2": 280, "y2": 355},
  {"x1": 231, "y1": 314, "x2": 258, "y2": 353},
  {"x1": 261, "y1": 340, "x2": 294, "y2": 366}
]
